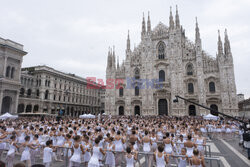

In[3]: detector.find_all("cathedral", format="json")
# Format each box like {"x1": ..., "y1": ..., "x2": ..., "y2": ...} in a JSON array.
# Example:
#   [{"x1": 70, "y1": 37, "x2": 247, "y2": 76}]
[{"x1": 105, "y1": 7, "x2": 238, "y2": 116}]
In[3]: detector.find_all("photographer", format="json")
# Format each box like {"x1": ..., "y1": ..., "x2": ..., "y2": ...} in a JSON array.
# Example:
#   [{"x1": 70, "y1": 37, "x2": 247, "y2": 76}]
[{"x1": 243, "y1": 122, "x2": 250, "y2": 159}]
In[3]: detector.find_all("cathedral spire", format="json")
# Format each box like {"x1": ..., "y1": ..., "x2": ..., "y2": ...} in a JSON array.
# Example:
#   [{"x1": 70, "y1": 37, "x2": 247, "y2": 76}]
[
  {"x1": 126, "y1": 30, "x2": 130, "y2": 51},
  {"x1": 147, "y1": 11, "x2": 151, "y2": 32},
  {"x1": 224, "y1": 29, "x2": 231, "y2": 55},
  {"x1": 117, "y1": 55, "x2": 119, "y2": 69},
  {"x1": 112, "y1": 46, "x2": 116, "y2": 70},
  {"x1": 141, "y1": 12, "x2": 146, "y2": 38},
  {"x1": 217, "y1": 30, "x2": 223, "y2": 55},
  {"x1": 175, "y1": 5, "x2": 180, "y2": 28},
  {"x1": 169, "y1": 6, "x2": 174, "y2": 30},
  {"x1": 195, "y1": 17, "x2": 201, "y2": 47}
]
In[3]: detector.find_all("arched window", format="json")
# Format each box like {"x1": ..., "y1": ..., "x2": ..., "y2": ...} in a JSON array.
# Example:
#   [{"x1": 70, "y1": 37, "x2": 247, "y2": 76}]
[
  {"x1": 27, "y1": 89, "x2": 32, "y2": 96},
  {"x1": 36, "y1": 89, "x2": 40, "y2": 97},
  {"x1": 209, "y1": 82, "x2": 215, "y2": 93},
  {"x1": 45, "y1": 90, "x2": 49, "y2": 100},
  {"x1": 6, "y1": 66, "x2": 10, "y2": 78},
  {"x1": 158, "y1": 42, "x2": 165, "y2": 59},
  {"x1": 186, "y1": 64, "x2": 193, "y2": 75},
  {"x1": 159, "y1": 70, "x2": 165, "y2": 82},
  {"x1": 119, "y1": 87, "x2": 123, "y2": 97},
  {"x1": 188, "y1": 83, "x2": 194, "y2": 94},
  {"x1": 134, "y1": 68, "x2": 140, "y2": 79},
  {"x1": 135, "y1": 86, "x2": 139, "y2": 96},
  {"x1": 11, "y1": 67, "x2": 15, "y2": 78}
]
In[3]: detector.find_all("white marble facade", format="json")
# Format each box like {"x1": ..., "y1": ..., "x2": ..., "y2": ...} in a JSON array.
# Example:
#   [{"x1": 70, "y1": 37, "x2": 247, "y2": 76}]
[{"x1": 105, "y1": 7, "x2": 238, "y2": 116}]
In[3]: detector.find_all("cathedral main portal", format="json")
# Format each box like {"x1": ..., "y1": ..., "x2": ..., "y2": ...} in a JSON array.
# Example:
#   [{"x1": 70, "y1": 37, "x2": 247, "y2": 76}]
[{"x1": 158, "y1": 99, "x2": 168, "y2": 115}]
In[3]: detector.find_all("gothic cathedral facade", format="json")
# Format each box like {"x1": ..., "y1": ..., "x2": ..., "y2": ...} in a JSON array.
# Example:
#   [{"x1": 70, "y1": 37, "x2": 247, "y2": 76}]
[{"x1": 105, "y1": 7, "x2": 238, "y2": 116}]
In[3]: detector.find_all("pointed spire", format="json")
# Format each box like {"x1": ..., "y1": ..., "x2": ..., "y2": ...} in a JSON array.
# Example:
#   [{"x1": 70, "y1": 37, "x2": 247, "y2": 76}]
[
  {"x1": 195, "y1": 17, "x2": 201, "y2": 44},
  {"x1": 117, "y1": 56, "x2": 119, "y2": 69},
  {"x1": 126, "y1": 30, "x2": 130, "y2": 51},
  {"x1": 175, "y1": 5, "x2": 180, "y2": 28},
  {"x1": 217, "y1": 30, "x2": 223, "y2": 55},
  {"x1": 147, "y1": 11, "x2": 151, "y2": 32},
  {"x1": 112, "y1": 46, "x2": 116, "y2": 69},
  {"x1": 169, "y1": 6, "x2": 174, "y2": 30},
  {"x1": 224, "y1": 28, "x2": 231, "y2": 55},
  {"x1": 141, "y1": 12, "x2": 146, "y2": 37}
]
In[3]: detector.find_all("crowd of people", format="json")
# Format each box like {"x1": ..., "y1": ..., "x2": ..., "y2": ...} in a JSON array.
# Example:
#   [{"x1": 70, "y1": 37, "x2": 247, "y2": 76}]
[{"x1": 0, "y1": 115, "x2": 242, "y2": 167}]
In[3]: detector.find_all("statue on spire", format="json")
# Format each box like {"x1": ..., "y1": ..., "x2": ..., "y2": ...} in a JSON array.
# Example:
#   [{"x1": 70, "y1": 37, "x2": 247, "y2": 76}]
[
  {"x1": 224, "y1": 29, "x2": 231, "y2": 55},
  {"x1": 141, "y1": 12, "x2": 146, "y2": 38},
  {"x1": 147, "y1": 11, "x2": 151, "y2": 32},
  {"x1": 126, "y1": 30, "x2": 130, "y2": 51},
  {"x1": 175, "y1": 5, "x2": 180, "y2": 28},
  {"x1": 169, "y1": 7, "x2": 174, "y2": 30},
  {"x1": 195, "y1": 17, "x2": 201, "y2": 45},
  {"x1": 217, "y1": 30, "x2": 223, "y2": 55}
]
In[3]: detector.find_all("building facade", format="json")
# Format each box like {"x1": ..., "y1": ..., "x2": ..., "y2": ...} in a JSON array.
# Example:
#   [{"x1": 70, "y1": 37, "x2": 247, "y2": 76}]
[
  {"x1": 105, "y1": 7, "x2": 238, "y2": 116},
  {"x1": 17, "y1": 66, "x2": 104, "y2": 116},
  {"x1": 0, "y1": 37, "x2": 27, "y2": 114},
  {"x1": 238, "y1": 98, "x2": 250, "y2": 118}
]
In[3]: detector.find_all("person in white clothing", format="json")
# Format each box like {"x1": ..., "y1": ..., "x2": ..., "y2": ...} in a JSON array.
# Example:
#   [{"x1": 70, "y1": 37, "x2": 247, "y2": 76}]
[
  {"x1": 43, "y1": 140, "x2": 55, "y2": 167},
  {"x1": 70, "y1": 135, "x2": 85, "y2": 167},
  {"x1": 154, "y1": 144, "x2": 169, "y2": 167},
  {"x1": 125, "y1": 146, "x2": 138, "y2": 167},
  {"x1": 88, "y1": 138, "x2": 106, "y2": 167},
  {"x1": 6, "y1": 135, "x2": 19, "y2": 167}
]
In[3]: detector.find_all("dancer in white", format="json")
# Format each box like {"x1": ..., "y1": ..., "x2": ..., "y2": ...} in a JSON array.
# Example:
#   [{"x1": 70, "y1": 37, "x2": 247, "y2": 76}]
[
  {"x1": 6, "y1": 135, "x2": 19, "y2": 167},
  {"x1": 184, "y1": 134, "x2": 195, "y2": 158},
  {"x1": 21, "y1": 136, "x2": 38, "y2": 167},
  {"x1": 88, "y1": 138, "x2": 106, "y2": 167},
  {"x1": 43, "y1": 140, "x2": 55, "y2": 167},
  {"x1": 125, "y1": 146, "x2": 137, "y2": 167},
  {"x1": 83, "y1": 135, "x2": 92, "y2": 166},
  {"x1": 105, "y1": 137, "x2": 115, "y2": 167},
  {"x1": 142, "y1": 130, "x2": 152, "y2": 167},
  {"x1": 70, "y1": 135, "x2": 85, "y2": 167},
  {"x1": 154, "y1": 144, "x2": 169, "y2": 167},
  {"x1": 190, "y1": 148, "x2": 205, "y2": 167},
  {"x1": 177, "y1": 148, "x2": 189, "y2": 167}
]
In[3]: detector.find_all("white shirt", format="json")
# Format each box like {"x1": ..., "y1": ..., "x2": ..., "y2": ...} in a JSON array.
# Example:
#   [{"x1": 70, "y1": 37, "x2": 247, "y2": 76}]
[{"x1": 43, "y1": 147, "x2": 53, "y2": 163}]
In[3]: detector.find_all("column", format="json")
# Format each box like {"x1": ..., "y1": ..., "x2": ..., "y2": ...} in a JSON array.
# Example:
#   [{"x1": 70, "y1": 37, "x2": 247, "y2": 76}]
[
  {"x1": 14, "y1": 91, "x2": 20, "y2": 114},
  {"x1": 3, "y1": 56, "x2": 7, "y2": 77},
  {"x1": 0, "y1": 90, "x2": 3, "y2": 114}
]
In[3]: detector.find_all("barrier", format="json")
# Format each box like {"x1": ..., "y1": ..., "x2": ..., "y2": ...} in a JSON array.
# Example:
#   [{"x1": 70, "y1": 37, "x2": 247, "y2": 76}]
[{"x1": 0, "y1": 144, "x2": 221, "y2": 167}]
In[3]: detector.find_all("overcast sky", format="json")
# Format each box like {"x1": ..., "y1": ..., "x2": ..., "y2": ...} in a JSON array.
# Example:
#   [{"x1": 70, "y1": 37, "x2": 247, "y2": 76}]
[{"x1": 1, "y1": 0, "x2": 250, "y2": 98}]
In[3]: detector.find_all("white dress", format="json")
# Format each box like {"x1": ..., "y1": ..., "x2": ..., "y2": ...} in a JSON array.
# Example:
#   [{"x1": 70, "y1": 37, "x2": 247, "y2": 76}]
[
  {"x1": 105, "y1": 144, "x2": 115, "y2": 167},
  {"x1": 178, "y1": 157, "x2": 187, "y2": 167},
  {"x1": 156, "y1": 153, "x2": 166, "y2": 167},
  {"x1": 21, "y1": 146, "x2": 31, "y2": 161},
  {"x1": 196, "y1": 138, "x2": 203, "y2": 151},
  {"x1": 88, "y1": 146, "x2": 101, "y2": 167},
  {"x1": 70, "y1": 145, "x2": 82, "y2": 163},
  {"x1": 126, "y1": 155, "x2": 134, "y2": 167},
  {"x1": 83, "y1": 143, "x2": 91, "y2": 162},
  {"x1": 164, "y1": 143, "x2": 172, "y2": 154},
  {"x1": 186, "y1": 147, "x2": 194, "y2": 157},
  {"x1": 7, "y1": 142, "x2": 16, "y2": 156},
  {"x1": 143, "y1": 142, "x2": 151, "y2": 152},
  {"x1": 64, "y1": 143, "x2": 72, "y2": 157},
  {"x1": 114, "y1": 139, "x2": 123, "y2": 152},
  {"x1": 151, "y1": 137, "x2": 157, "y2": 150}
]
